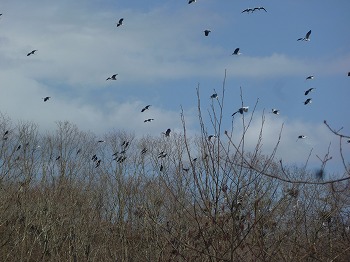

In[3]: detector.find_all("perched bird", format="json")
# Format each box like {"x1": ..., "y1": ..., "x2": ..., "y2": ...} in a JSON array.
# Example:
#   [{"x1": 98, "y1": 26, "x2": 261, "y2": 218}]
[
  {"x1": 188, "y1": 0, "x2": 196, "y2": 4},
  {"x1": 43, "y1": 96, "x2": 50, "y2": 102},
  {"x1": 204, "y1": 30, "x2": 211, "y2": 36},
  {"x1": 27, "y1": 50, "x2": 37, "y2": 56},
  {"x1": 232, "y1": 48, "x2": 241, "y2": 55},
  {"x1": 144, "y1": 118, "x2": 154, "y2": 123},
  {"x1": 306, "y1": 75, "x2": 314, "y2": 80},
  {"x1": 210, "y1": 93, "x2": 218, "y2": 99},
  {"x1": 304, "y1": 98, "x2": 312, "y2": 105},
  {"x1": 163, "y1": 128, "x2": 171, "y2": 137},
  {"x1": 141, "y1": 148, "x2": 147, "y2": 154},
  {"x1": 242, "y1": 8, "x2": 253, "y2": 13},
  {"x1": 116, "y1": 18, "x2": 124, "y2": 27},
  {"x1": 141, "y1": 105, "x2": 151, "y2": 112},
  {"x1": 297, "y1": 30, "x2": 312, "y2": 41},
  {"x1": 106, "y1": 74, "x2": 118, "y2": 80},
  {"x1": 158, "y1": 151, "x2": 167, "y2": 158},
  {"x1": 208, "y1": 135, "x2": 217, "y2": 141},
  {"x1": 296, "y1": 135, "x2": 307, "y2": 142},
  {"x1": 304, "y1": 88, "x2": 315, "y2": 96},
  {"x1": 232, "y1": 106, "x2": 249, "y2": 116},
  {"x1": 271, "y1": 109, "x2": 280, "y2": 115},
  {"x1": 253, "y1": 7, "x2": 267, "y2": 12}
]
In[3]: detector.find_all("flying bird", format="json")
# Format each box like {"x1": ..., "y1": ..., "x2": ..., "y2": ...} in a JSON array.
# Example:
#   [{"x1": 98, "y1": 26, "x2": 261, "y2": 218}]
[
  {"x1": 163, "y1": 128, "x2": 171, "y2": 137},
  {"x1": 232, "y1": 48, "x2": 241, "y2": 55},
  {"x1": 141, "y1": 105, "x2": 151, "y2": 112},
  {"x1": 106, "y1": 74, "x2": 118, "y2": 80},
  {"x1": 43, "y1": 96, "x2": 50, "y2": 102},
  {"x1": 144, "y1": 118, "x2": 154, "y2": 123},
  {"x1": 347, "y1": 72, "x2": 350, "y2": 76},
  {"x1": 242, "y1": 8, "x2": 253, "y2": 13},
  {"x1": 232, "y1": 106, "x2": 249, "y2": 116},
  {"x1": 204, "y1": 30, "x2": 211, "y2": 36},
  {"x1": 304, "y1": 88, "x2": 315, "y2": 96},
  {"x1": 27, "y1": 50, "x2": 37, "y2": 56},
  {"x1": 306, "y1": 75, "x2": 314, "y2": 80},
  {"x1": 304, "y1": 98, "x2": 312, "y2": 105},
  {"x1": 188, "y1": 0, "x2": 196, "y2": 4},
  {"x1": 296, "y1": 135, "x2": 307, "y2": 142},
  {"x1": 253, "y1": 7, "x2": 267, "y2": 12},
  {"x1": 297, "y1": 30, "x2": 312, "y2": 41},
  {"x1": 116, "y1": 18, "x2": 124, "y2": 27},
  {"x1": 271, "y1": 109, "x2": 280, "y2": 115}
]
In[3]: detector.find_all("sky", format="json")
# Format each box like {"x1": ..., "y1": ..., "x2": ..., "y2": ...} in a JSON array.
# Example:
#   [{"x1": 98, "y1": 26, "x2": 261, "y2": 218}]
[{"x1": 0, "y1": 0, "x2": 349, "y2": 175}]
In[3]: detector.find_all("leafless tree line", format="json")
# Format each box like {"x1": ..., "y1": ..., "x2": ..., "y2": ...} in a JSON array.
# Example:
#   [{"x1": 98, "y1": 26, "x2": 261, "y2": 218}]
[{"x1": 0, "y1": 82, "x2": 349, "y2": 261}]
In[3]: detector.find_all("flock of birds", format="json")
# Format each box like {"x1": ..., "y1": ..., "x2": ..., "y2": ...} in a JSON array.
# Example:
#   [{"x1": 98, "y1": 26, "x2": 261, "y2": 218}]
[{"x1": 1, "y1": 2, "x2": 349, "y2": 172}]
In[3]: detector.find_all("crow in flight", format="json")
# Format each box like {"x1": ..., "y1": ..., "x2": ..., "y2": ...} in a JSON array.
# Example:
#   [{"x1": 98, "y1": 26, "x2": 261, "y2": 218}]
[
  {"x1": 106, "y1": 74, "x2": 118, "y2": 80},
  {"x1": 117, "y1": 18, "x2": 124, "y2": 27},
  {"x1": 27, "y1": 50, "x2": 37, "y2": 56}
]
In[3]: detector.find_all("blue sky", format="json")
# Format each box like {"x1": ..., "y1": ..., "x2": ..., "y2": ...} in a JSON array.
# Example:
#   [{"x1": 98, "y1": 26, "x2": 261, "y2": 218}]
[{"x1": 0, "y1": 0, "x2": 349, "y2": 174}]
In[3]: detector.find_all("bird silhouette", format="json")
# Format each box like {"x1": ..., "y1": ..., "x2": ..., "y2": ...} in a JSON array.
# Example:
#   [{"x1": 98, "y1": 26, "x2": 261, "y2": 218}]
[
  {"x1": 304, "y1": 98, "x2": 312, "y2": 105},
  {"x1": 144, "y1": 118, "x2": 154, "y2": 123},
  {"x1": 271, "y1": 109, "x2": 280, "y2": 115},
  {"x1": 232, "y1": 48, "x2": 241, "y2": 55},
  {"x1": 106, "y1": 74, "x2": 118, "y2": 80},
  {"x1": 141, "y1": 105, "x2": 151, "y2": 112},
  {"x1": 242, "y1": 8, "x2": 253, "y2": 13},
  {"x1": 188, "y1": 0, "x2": 196, "y2": 4},
  {"x1": 306, "y1": 75, "x2": 314, "y2": 80},
  {"x1": 296, "y1": 135, "x2": 307, "y2": 142},
  {"x1": 27, "y1": 50, "x2": 37, "y2": 56},
  {"x1": 232, "y1": 106, "x2": 249, "y2": 116},
  {"x1": 304, "y1": 88, "x2": 315, "y2": 96},
  {"x1": 210, "y1": 93, "x2": 218, "y2": 99},
  {"x1": 253, "y1": 7, "x2": 267, "y2": 12},
  {"x1": 163, "y1": 128, "x2": 171, "y2": 137},
  {"x1": 43, "y1": 97, "x2": 50, "y2": 102},
  {"x1": 117, "y1": 18, "x2": 124, "y2": 27},
  {"x1": 297, "y1": 30, "x2": 311, "y2": 41},
  {"x1": 204, "y1": 30, "x2": 211, "y2": 36}
]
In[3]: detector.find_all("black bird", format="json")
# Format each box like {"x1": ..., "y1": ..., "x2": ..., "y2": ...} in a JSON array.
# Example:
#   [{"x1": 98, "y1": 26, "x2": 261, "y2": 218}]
[
  {"x1": 304, "y1": 98, "x2": 312, "y2": 105},
  {"x1": 183, "y1": 167, "x2": 189, "y2": 172},
  {"x1": 232, "y1": 48, "x2": 241, "y2": 55},
  {"x1": 76, "y1": 149, "x2": 81, "y2": 155},
  {"x1": 27, "y1": 50, "x2": 37, "y2": 56},
  {"x1": 116, "y1": 18, "x2": 124, "y2": 27},
  {"x1": 3, "y1": 130, "x2": 8, "y2": 137},
  {"x1": 210, "y1": 93, "x2": 218, "y2": 99},
  {"x1": 163, "y1": 128, "x2": 171, "y2": 137},
  {"x1": 158, "y1": 152, "x2": 167, "y2": 158},
  {"x1": 188, "y1": 0, "x2": 196, "y2": 4},
  {"x1": 306, "y1": 75, "x2": 314, "y2": 80},
  {"x1": 232, "y1": 106, "x2": 249, "y2": 116},
  {"x1": 106, "y1": 74, "x2": 118, "y2": 80},
  {"x1": 97, "y1": 140, "x2": 105, "y2": 143},
  {"x1": 204, "y1": 30, "x2": 211, "y2": 36},
  {"x1": 43, "y1": 96, "x2": 50, "y2": 102},
  {"x1": 347, "y1": 139, "x2": 350, "y2": 143},
  {"x1": 141, "y1": 105, "x2": 151, "y2": 112},
  {"x1": 296, "y1": 135, "x2": 307, "y2": 142},
  {"x1": 271, "y1": 109, "x2": 280, "y2": 115},
  {"x1": 242, "y1": 8, "x2": 253, "y2": 13},
  {"x1": 160, "y1": 165, "x2": 163, "y2": 172},
  {"x1": 347, "y1": 72, "x2": 350, "y2": 76},
  {"x1": 16, "y1": 145, "x2": 21, "y2": 151},
  {"x1": 55, "y1": 156, "x2": 61, "y2": 161},
  {"x1": 141, "y1": 148, "x2": 147, "y2": 154},
  {"x1": 253, "y1": 7, "x2": 267, "y2": 12},
  {"x1": 304, "y1": 88, "x2": 315, "y2": 96},
  {"x1": 297, "y1": 30, "x2": 312, "y2": 41},
  {"x1": 208, "y1": 135, "x2": 217, "y2": 141},
  {"x1": 144, "y1": 118, "x2": 154, "y2": 123},
  {"x1": 91, "y1": 154, "x2": 97, "y2": 161},
  {"x1": 95, "y1": 159, "x2": 101, "y2": 168}
]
